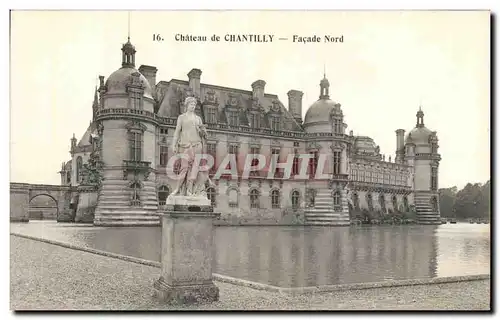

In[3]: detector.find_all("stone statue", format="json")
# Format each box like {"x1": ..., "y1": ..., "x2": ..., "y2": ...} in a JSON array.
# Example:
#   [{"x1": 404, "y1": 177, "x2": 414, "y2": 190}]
[{"x1": 170, "y1": 97, "x2": 209, "y2": 198}]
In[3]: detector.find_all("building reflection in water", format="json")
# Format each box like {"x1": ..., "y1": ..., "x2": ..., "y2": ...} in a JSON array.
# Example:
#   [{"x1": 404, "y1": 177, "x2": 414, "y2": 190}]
[{"x1": 213, "y1": 225, "x2": 441, "y2": 287}]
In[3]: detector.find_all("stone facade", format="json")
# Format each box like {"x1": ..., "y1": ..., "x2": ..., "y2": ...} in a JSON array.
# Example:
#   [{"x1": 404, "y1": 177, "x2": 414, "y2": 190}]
[{"x1": 58, "y1": 38, "x2": 442, "y2": 226}]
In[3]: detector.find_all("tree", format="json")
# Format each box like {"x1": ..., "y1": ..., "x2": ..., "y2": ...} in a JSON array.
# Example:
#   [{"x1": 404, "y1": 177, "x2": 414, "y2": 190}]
[
  {"x1": 453, "y1": 183, "x2": 484, "y2": 219},
  {"x1": 439, "y1": 186, "x2": 458, "y2": 218}
]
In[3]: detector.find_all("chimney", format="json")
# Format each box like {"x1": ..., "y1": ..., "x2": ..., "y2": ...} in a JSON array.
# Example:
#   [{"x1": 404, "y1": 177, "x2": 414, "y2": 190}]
[
  {"x1": 139, "y1": 65, "x2": 158, "y2": 91},
  {"x1": 187, "y1": 68, "x2": 202, "y2": 98},
  {"x1": 251, "y1": 80, "x2": 266, "y2": 101},
  {"x1": 98, "y1": 75, "x2": 105, "y2": 90},
  {"x1": 395, "y1": 129, "x2": 405, "y2": 163},
  {"x1": 287, "y1": 90, "x2": 303, "y2": 124}
]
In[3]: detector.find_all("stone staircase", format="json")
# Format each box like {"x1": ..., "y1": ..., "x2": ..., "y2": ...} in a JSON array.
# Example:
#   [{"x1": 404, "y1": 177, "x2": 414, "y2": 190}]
[
  {"x1": 93, "y1": 179, "x2": 160, "y2": 226},
  {"x1": 414, "y1": 191, "x2": 441, "y2": 225},
  {"x1": 305, "y1": 189, "x2": 350, "y2": 226}
]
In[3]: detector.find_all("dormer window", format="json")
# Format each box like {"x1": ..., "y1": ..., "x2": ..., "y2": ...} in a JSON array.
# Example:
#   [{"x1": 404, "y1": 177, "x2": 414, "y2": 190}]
[
  {"x1": 129, "y1": 90, "x2": 143, "y2": 110},
  {"x1": 333, "y1": 118, "x2": 342, "y2": 134},
  {"x1": 228, "y1": 111, "x2": 239, "y2": 126},
  {"x1": 249, "y1": 112, "x2": 261, "y2": 128},
  {"x1": 270, "y1": 116, "x2": 281, "y2": 131},
  {"x1": 205, "y1": 106, "x2": 217, "y2": 124}
]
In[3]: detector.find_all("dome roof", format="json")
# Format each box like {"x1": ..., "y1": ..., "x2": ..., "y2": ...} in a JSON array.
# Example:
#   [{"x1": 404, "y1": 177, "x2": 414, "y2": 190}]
[
  {"x1": 303, "y1": 98, "x2": 339, "y2": 126},
  {"x1": 405, "y1": 108, "x2": 436, "y2": 145},
  {"x1": 303, "y1": 74, "x2": 343, "y2": 129},
  {"x1": 354, "y1": 136, "x2": 378, "y2": 154},
  {"x1": 105, "y1": 67, "x2": 153, "y2": 99},
  {"x1": 405, "y1": 126, "x2": 432, "y2": 145}
]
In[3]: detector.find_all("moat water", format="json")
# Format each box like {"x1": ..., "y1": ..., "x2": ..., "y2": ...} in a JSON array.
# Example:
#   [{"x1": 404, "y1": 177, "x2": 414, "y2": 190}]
[{"x1": 10, "y1": 221, "x2": 490, "y2": 287}]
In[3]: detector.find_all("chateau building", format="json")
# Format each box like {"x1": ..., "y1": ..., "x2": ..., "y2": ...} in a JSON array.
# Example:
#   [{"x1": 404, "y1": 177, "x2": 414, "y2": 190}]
[{"x1": 59, "y1": 38, "x2": 442, "y2": 226}]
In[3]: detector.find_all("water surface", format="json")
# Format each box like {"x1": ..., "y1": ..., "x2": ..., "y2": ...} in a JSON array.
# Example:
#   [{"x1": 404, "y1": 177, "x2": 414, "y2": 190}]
[{"x1": 11, "y1": 221, "x2": 490, "y2": 287}]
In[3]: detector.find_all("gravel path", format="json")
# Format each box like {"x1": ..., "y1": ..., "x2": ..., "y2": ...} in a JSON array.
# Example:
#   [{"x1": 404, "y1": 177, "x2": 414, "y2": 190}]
[{"x1": 10, "y1": 236, "x2": 490, "y2": 311}]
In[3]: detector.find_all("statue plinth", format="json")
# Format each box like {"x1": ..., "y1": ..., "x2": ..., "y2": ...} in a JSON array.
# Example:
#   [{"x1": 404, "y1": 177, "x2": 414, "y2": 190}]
[
  {"x1": 153, "y1": 195, "x2": 220, "y2": 304},
  {"x1": 164, "y1": 195, "x2": 212, "y2": 212}
]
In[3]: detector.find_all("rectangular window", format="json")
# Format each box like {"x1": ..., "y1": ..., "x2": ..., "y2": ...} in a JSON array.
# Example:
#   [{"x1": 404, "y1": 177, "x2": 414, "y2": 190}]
[
  {"x1": 333, "y1": 151, "x2": 341, "y2": 175},
  {"x1": 207, "y1": 107, "x2": 217, "y2": 124},
  {"x1": 270, "y1": 117, "x2": 280, "y2": 131},
  {"x1": 159, "y1": 146, "x2": 168, "y2": 167},
  {"x1": 292, "y1": 153, "x2": 300, "y2": 176},
  {"x1": 130, "y1": 91, "x2": 142, "y2": 110},
  {"x1": 308, "y1": 151, "x2": 318, "y2": 177},
  {"x1": 229, "y1": 144, "x2": 239, "y2": 168},
  {"x1": 129, "y1": 132, "x2": 142, "y2": 161},
  {"x1": 228, "y1": 111, "x2": 239, "y2": 126},
  {"x1": 207, "y1": 143, "x2": 217, "y2": 173},
  {"x1": 250, "y1": 147, "x2": 260, "y2": 176},
  {"x1": 333, "y1": 119, "x2": 342, "y2": 134},
  {"x1": 271, "y1": 148, "x2": 281, "y2": 178},
  {"x1": 431, "y1": 167, "x2": 438, "y2": 190},
  {"x1": 249, "y1": 113, "x2": 260, "y2": 128}
]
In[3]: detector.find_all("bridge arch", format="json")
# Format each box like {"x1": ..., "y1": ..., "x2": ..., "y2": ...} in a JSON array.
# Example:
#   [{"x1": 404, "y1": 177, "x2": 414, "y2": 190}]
[
  {"x1": 28, "y1": 193, "x2": 58, "y2": 220},
  {"x1": 10, "y1": 183, "x2": 76, "y2": 222}
]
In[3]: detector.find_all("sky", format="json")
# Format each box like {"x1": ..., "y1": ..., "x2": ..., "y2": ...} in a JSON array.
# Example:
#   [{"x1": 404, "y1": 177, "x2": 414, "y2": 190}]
[{"x1": 9, "y1": 10, "x2": 490, "y2": 189}]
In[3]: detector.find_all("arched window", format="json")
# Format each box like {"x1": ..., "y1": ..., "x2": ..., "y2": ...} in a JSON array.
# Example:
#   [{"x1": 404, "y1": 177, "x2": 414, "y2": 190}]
[
  {"x1": 250, "y1": 189, "x2": 260, "y2": 209},
  {"x1": 353, "y1": 192, "x2": 360, "y2": 210},
  {"x1": 158, "y1": 185, "x2": 170, "y2": 206},
  {"x1": 367, "y1": 193, "x2": 374, "y2": 211},
  {"x1": 130, "y1": 182, "x2": 141, "y2": 206},
  {"x1": 379, "y1": 194, "x2": 386, "y2": 212},
  {"x1": 271, "y1": 189, "x2": 280, "y2": 209},
  {"x1": 66, "y1": 171, "x2": 71, "y2": 185},
  {"x1": 333, "y1": 191, "x2": 342, "y2": 212},
  {"x1": 76, "y1": 156, "x2": 83, "y2": 183},
  {"x1": 291, "y1": 190, "x2": 300, "y2": 209},
  {"x1": 228, "y1": 188, "x2": 239, "y2": 208},
  {"x1": 392, "y1": 195, "x2": 398, "y2": 212},
  {"x1": 403, "y1": 196, "x2": 409, "y2": 212},
  {"x1": 207, "y1": 187, "x2": 216, "y2": 207},
  {"x1": 431, "y1": 196, "x2": 439, "y2": 212}
]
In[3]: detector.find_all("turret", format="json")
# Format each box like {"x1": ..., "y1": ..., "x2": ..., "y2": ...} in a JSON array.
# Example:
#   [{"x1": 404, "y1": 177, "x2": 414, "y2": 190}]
[{"x1": 70, "y1": 133, "x2": 77, "y2": 156}]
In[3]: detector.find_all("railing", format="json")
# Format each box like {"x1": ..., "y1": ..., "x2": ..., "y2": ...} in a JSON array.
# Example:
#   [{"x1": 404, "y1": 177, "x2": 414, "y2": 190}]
[
  {"x1": 122, "y1": 160, "x2": 152, "y2": 170},
  {"x1": 331, "y1": 174, "x2": 349, "y2": 181},
  {"x1": 96, "y1": 108, "x2": 352, "y2": 140}
]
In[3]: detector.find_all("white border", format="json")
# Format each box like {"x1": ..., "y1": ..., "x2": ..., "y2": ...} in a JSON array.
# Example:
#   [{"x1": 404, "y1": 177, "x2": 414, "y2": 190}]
[{"x1": 4, "y1": 1, "x2": 496, "y2": 318}]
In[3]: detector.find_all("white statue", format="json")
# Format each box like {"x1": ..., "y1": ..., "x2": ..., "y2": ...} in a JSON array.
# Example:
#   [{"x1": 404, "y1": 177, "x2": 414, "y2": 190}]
[{"x1": 170, "y1": 97, "x2": 211, "y2": 198}]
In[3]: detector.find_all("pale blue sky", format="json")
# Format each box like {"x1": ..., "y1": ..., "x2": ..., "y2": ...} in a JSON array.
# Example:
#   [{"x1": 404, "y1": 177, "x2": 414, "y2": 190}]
[{"x1": 10, "y1": 10, "x2": 490, "y2": 189}]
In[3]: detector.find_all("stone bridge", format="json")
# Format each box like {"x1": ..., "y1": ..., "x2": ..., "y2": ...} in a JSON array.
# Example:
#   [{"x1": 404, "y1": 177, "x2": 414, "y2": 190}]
[{"x1": 10, "y1": 183, "x2": 77, "y2": 222}]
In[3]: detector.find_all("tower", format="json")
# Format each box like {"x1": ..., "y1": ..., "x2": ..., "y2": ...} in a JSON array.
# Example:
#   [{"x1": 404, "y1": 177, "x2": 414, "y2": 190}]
[
  {"x1": 404, "y1": 107, "x2": 441, "y2": 224},
  {"x1": 92, "y1": 37, "x2": 159, "y2": 226},
  {"x1": 302, "y1": 73, "x2": 351, "y2": 226}
]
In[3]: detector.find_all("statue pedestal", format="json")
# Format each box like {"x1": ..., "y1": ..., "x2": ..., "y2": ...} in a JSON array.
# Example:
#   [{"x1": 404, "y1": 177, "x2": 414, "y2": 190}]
[
  {"x1": 75, "y1": 185, "x2": 98, "y2": 223},
  {"x1": 164, "y1": 195, "x2": 212, "y2": 212},
  {"x1": 153, "y1": 196, "x2": 219, "y2": 304}
]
